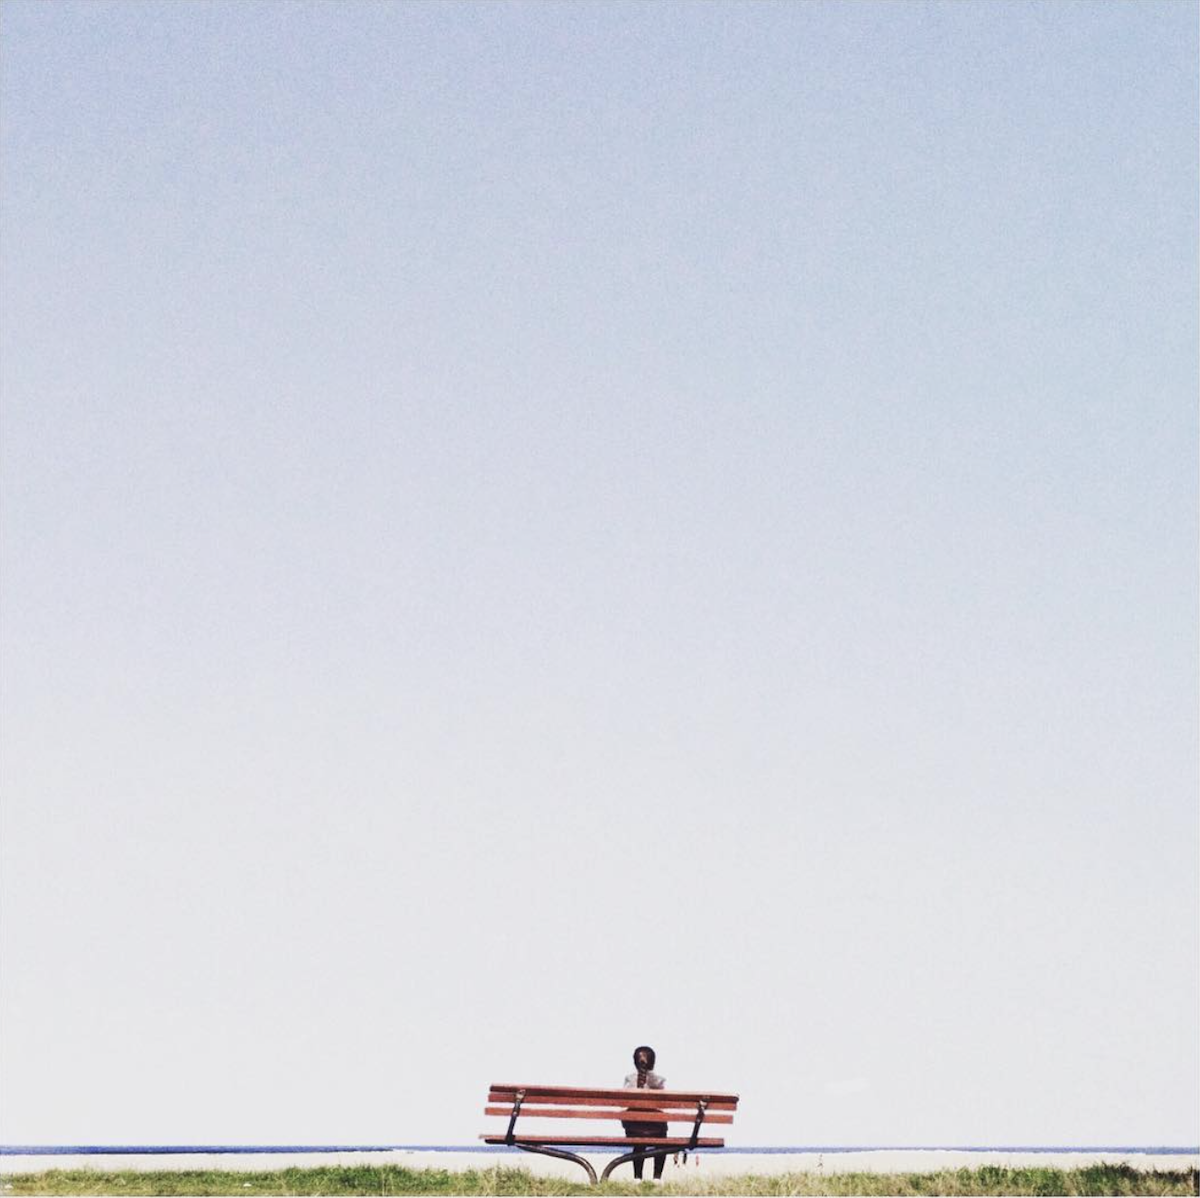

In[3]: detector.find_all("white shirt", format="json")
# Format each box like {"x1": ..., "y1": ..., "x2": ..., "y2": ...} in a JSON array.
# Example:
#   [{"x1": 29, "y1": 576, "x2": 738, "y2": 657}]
[{"x1": 624, "y1": 1071, "x2": 666, "y2": 1089}]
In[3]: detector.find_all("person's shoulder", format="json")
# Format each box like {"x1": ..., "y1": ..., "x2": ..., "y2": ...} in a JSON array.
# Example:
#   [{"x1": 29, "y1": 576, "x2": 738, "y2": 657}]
[
  {"x1": 623, "y1": 1073, "x2": 638, "y2": 1087},
  {"x1": 648, "y1": 1073, "x2": 666, "y2": 1089}
]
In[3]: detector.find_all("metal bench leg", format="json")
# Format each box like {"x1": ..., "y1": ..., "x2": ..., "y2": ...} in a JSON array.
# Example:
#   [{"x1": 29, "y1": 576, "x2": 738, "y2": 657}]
[
  {"x1": 515, "y1": 1143, "x2": 598, "y2": 1185},
  {"x1": 600, "y1": 1147, "x2": 675, "y2": 1183}
]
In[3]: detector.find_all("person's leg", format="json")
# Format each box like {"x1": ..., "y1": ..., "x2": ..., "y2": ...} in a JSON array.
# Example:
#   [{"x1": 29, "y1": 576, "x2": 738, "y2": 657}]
[
  {"x1": 651, "y1": 1126, "x2": 668, "y2": 1179},
  {"x1": 632, "y1": 1146, "x2": 645, "y2": 1180}
]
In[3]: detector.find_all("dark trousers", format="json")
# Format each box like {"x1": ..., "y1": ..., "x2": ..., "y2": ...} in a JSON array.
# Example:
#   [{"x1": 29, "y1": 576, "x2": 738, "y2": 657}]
[{"x1": 622, "y1": 1120, "x2": 668, "y2": 1179}]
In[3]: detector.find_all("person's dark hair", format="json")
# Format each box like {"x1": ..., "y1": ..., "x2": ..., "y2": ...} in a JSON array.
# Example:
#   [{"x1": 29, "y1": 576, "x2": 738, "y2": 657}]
[{"x1": 633, "y1": 1045, "x2": 656, "y2": 1087}]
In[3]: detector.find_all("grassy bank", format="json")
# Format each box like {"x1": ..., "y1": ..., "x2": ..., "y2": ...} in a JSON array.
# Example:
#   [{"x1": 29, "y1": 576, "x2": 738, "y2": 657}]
[{"x1": 2, "y1": 1164, "x2": 1197, "y2": 1196}]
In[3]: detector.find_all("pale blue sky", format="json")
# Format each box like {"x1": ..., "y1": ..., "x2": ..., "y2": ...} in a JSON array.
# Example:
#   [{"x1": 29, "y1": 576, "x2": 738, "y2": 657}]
[{"x1": 1, "y1": 0, "x2": 1196, "y2": 1146}]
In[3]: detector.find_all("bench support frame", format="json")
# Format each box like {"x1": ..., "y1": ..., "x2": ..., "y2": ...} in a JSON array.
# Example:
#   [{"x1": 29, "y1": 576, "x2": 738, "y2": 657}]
[
  {"x1": 599, "y1": 1146, "x2": 676, "y2": 1183},
  {"x1": 504, "y1": 1097, "x2": 712, "y2": 1184},
  {"x1": 504, "y1": 1090, "x2": 599, "y2": 1185},
  {"x1": 514, "y1": 1144, "x2": 599, "y2": 1185}
]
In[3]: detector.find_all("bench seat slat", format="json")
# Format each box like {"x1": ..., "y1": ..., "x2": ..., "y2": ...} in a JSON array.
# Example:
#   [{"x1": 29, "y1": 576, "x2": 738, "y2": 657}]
[
  {"x1": 483, "y1": 1106, "x2": 734, "y2": 1123},
  {"x1": 481, "y1": 1136, "x2": 726, "y2": 1148}
]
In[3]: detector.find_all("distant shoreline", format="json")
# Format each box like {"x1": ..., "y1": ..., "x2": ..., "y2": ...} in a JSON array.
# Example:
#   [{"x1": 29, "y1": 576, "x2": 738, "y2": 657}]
[
  {"x1": 5, "y1": 1146, "x2": 1199, "y2": 1155},
  {"x1": 4, "y1": 1147, "x2": 1195, "y2": 1157}
]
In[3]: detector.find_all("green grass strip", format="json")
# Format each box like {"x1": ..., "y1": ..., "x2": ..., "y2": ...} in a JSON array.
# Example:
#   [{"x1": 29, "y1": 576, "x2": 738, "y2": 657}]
[{"x1": 2, "y1": 1163, "x2": 1197, "y2": 1196}]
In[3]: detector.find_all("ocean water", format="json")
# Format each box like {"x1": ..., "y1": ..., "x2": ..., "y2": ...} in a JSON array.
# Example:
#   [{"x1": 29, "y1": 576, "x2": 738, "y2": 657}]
[{"x1": 2, "y1": 1145, "x2": 1197, "y2": 1156}]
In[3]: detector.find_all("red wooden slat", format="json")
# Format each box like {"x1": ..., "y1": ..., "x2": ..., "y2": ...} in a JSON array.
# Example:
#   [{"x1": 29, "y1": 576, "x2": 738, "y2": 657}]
[
  {"x1": 487, "y1": 1097, "x2": 736, "y2": 1116},
  {"x1": 481, "y1": 1135, "x2": 726, "y2": 1147},
  {"x1": 488, "y1": 1091, "x2": 737, "y2": 1112},
  {"x1": 483, "y1": 1106, "x2": 734, "y2": 1124},
  {"x1": 488, "y1": 1084, "x2": 738, "y2": 1105}
]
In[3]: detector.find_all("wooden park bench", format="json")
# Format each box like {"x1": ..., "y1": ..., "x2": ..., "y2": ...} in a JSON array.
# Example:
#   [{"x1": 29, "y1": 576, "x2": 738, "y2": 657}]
[{"x1": 482, "y1": 1082, "x2": 739, "y2": 1183}]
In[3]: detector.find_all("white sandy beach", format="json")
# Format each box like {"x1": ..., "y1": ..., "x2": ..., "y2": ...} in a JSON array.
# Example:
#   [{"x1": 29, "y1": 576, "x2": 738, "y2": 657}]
[{"x1": 2, "y1": 1149, "x2": 1197, "y2": 1179}]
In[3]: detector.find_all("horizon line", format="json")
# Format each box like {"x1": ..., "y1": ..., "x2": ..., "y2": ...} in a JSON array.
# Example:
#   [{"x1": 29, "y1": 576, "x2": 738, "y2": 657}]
[{"x1": 4, "y1": 1145, "x2": 1198, "y2": 1156}]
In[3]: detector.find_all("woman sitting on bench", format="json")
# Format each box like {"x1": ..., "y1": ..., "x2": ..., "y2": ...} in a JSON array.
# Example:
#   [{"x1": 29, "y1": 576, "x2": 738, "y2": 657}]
[{"x1": 621, "y1": 1045, "x2": 669, "y2": 1181}]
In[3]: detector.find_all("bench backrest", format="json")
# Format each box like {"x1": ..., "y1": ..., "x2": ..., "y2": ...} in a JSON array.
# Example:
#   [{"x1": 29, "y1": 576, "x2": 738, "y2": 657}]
[{"x1": 486, "y1": 1084, "x2": 738, "y2": 1127}]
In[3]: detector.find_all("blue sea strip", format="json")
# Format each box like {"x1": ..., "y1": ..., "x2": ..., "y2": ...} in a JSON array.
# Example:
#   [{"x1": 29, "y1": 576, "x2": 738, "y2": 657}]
[{"x1": 3, "y1": 1146, "x2": 1198, "y2": 1157}]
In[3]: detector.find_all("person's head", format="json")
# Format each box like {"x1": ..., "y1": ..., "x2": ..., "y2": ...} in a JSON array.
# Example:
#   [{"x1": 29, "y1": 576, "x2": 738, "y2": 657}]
[{"x1": 633, "y1": 1046, "x2": 656, "y2": 1071}]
